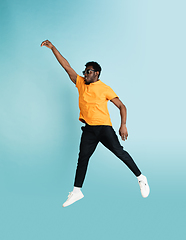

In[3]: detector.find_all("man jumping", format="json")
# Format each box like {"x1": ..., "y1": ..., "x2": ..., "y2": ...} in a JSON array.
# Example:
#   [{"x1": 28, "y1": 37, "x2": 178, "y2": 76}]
[{"x1": 41, "y1": 40, "x2": 150, "y2": 207}]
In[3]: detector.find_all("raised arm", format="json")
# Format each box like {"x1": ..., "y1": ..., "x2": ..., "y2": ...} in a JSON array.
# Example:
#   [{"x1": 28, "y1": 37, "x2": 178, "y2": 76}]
[
  {"x1": 41, "y1": 40, "x2": 77, "y2": 84},
  {"x1": 110, "y1": 97, "x2": 128, "y2": 141}
]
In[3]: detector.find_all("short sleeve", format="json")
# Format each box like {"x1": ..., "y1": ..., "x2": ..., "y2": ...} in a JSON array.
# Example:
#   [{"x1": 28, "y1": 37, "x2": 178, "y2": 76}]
[
  {"x1": 76, "y1": 75, "x2": 84, "y2": 89},
  {"x1": 106, "y1": 86, "x2": 118, "y2": 100}
]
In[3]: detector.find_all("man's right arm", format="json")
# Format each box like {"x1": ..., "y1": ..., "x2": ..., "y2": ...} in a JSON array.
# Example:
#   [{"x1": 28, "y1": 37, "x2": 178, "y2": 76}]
[{"x1": 41, "y1": 40, "x2": 77, "y2": 84}]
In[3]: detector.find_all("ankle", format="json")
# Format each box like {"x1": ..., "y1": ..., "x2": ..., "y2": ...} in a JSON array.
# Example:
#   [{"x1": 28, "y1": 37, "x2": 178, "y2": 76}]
[
  {"x1": 72, "y1": 186, "x2": 81, "y2": 194},
  {"x1": 137, "y1": 174, "x2": 146, "y2": 182}
]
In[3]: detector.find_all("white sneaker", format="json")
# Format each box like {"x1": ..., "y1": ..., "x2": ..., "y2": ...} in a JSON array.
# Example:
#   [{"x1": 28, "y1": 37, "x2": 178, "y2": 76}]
[
  {"x1": 63, "y1": 191, "x2": 84, "y2": 207},
  {"x1": 138, "y1": 176, "x2": 150, "y2": 198}
]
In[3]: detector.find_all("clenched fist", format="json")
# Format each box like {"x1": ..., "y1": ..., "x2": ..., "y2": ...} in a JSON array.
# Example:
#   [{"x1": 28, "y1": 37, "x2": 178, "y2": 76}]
[{"x1": 41, "y1": 40, "x2": 54, "y2": 49}]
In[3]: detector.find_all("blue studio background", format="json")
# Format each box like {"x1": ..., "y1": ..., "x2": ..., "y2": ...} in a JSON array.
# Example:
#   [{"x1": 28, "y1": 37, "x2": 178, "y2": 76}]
[{"x1": 0, "y1": 0, "x2": 185, "y2": 239}]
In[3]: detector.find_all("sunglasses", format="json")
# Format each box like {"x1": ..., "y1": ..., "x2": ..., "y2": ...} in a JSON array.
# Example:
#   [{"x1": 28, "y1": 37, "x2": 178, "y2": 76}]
[{"x1": 82, "y1": 69, "x2": 95, "y2": 75}]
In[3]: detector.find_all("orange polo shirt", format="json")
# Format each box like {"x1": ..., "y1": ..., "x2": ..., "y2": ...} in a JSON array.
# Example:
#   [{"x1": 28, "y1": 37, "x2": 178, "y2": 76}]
[{"x1": 76, "y1": 75, "x2": 118, "y2": 126}]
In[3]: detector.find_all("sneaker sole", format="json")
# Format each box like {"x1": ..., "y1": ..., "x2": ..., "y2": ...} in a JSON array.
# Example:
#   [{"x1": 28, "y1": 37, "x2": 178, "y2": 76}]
[{"x1": 63, "y1": 195, "x2": 84, "y2": 207}]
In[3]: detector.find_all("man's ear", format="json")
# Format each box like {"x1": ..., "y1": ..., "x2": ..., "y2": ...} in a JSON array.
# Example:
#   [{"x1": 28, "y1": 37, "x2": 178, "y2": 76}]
[{"x1": 95, "y1": 71, "x2": 99, "y2": 78}]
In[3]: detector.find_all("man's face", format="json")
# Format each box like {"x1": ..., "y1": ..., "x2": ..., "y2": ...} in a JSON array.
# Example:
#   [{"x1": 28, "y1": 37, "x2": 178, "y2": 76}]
[{"x1": 83, "y1": 66, "x2": 99, "y2": 85}]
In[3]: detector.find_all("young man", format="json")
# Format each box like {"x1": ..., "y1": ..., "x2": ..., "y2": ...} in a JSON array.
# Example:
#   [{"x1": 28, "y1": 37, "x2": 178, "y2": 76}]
[{"x1": 41, "y1": 40, "x2": 150, "y2": 207}]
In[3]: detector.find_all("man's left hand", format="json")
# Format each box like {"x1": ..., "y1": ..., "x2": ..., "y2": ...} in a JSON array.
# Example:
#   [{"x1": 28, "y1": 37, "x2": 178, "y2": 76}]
[{"x1": 119, "y1": 124, "x2": 128, "y2": 141}]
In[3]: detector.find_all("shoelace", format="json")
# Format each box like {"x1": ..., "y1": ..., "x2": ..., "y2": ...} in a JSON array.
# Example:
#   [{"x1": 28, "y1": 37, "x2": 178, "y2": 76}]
[
  {"x1": 67, "y1": 192, "x2": 73, "y2": 198},
  {"x1": 139, "y1": 181, "x2": 146, "y2": 189}
]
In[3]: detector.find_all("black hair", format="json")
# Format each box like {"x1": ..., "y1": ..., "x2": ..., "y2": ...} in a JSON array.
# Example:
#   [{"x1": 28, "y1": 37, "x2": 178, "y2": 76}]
[{"x1": 85, "y1": 61, "x2": 102, "y2": 77}]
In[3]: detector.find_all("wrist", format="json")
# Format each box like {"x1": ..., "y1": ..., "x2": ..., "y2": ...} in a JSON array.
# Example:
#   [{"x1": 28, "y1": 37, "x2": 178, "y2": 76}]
[{"x1": 51, "y1": 45, "x2": 55, "y2": 51}]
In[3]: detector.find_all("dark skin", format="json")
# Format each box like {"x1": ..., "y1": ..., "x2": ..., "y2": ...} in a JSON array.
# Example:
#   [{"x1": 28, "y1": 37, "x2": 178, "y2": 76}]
[{"x1": 41, "y1": 40, "x2": 128, "y2": 141}]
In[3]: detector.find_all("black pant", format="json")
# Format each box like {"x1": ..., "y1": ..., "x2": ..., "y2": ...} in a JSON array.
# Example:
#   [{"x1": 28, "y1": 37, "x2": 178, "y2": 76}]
[{"x1": 74, "y1": 124, "x2": 141, "y2": 187}]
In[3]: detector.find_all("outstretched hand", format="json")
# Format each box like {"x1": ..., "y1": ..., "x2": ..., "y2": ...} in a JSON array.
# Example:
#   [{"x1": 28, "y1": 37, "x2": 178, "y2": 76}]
[
  {"x1": 119, "y1": 124, "x2": 128, "y2": 141},
  {"x1": 41, "y1": 40, "x2": 54, "y2": 49}
]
